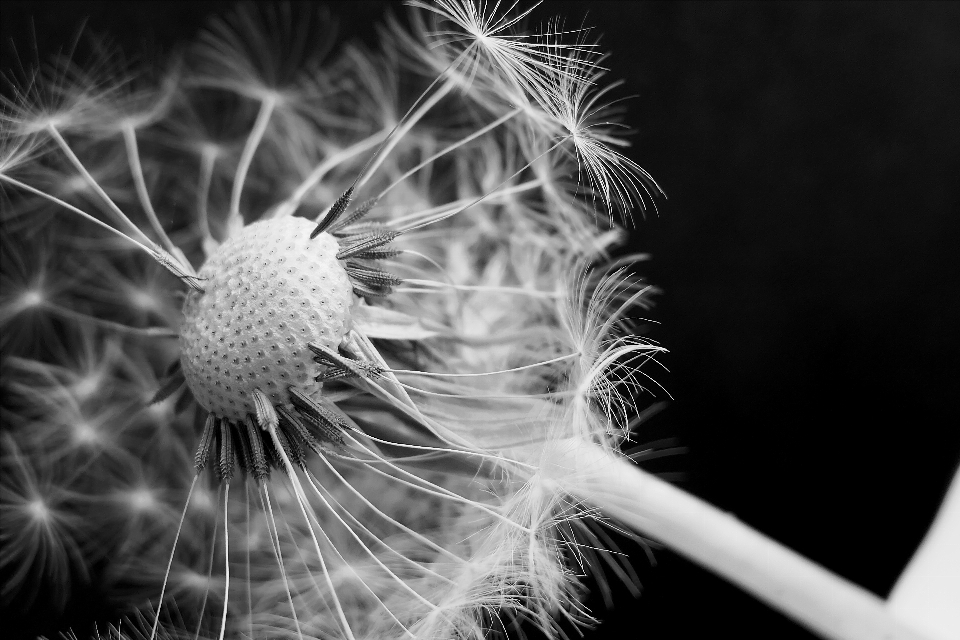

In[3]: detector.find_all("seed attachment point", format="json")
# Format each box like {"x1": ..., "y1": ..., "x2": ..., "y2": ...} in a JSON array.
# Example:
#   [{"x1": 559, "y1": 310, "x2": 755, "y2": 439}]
[
  {"x1": 308, "y1": 341, "x2": 383, "y2": 380},
  {"x1": 252, "y1": 388, "x2": 279, "y2": 432}
]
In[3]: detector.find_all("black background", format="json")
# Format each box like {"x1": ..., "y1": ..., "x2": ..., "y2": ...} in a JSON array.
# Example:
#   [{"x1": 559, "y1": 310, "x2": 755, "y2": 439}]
[{"x1": 3, "y1": 2, "x2": 959, "y2": 639}]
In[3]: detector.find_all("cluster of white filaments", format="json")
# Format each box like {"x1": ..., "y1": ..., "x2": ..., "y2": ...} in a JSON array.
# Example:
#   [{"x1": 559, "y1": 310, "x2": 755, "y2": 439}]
[{"x1": 0, "y1": 2, "x2": 665, "y2": 639}]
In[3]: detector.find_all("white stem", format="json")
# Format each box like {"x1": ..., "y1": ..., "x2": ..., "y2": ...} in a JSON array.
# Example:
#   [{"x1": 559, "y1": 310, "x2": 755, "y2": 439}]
[
  {"x1": 544, "y1": 440, "x2": 931, "y2": 640},
  {"x1": 888, "y1": 463, "x2": 960, "y2": 640}
]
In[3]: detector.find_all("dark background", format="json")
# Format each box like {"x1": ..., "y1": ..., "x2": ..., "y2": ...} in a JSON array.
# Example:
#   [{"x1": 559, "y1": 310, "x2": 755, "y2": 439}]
[{"x1": 3, "y1": 2, "x2": 959, "y2": 639}]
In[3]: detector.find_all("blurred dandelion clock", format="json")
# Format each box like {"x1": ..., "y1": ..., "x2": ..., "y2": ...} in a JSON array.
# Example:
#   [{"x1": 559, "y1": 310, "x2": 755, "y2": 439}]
[{"x1": 2, "y1": 2, "x2": 956, "y2": 640}]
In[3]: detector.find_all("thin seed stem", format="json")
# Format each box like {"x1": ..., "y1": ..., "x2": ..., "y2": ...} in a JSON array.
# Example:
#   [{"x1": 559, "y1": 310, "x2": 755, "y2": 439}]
[
  {"x1": 150, "y1": 476, "x2": 198, "y2": 640},
  {"x1": 342, "y1": 432, "x2": 534, "y2": 534},
  {"x1": 387, "y1": 179, "x2": 543, "y2": 228},
  {"x1": 348, "y1": 42, "x2": 479, "y2": 194},
  {"x1": 266, "y1": 425, "x2": 358, "y2": 640},
  {"x1": 192, "y1": 484, "x2": 222, "y2": 640},
  {"x1": 374, "y1": 107, "x2": 523, "y2": 201},
  {"x1": 398, "y1": 279, "x2": 561, "y2": 299},
  {"x1": 389, "y1": 377, "x2": 573, "y2": 400},
  {"x1": 355, "y1": 430, "x2": 536, "y2": 471},
  {"x1": 217, "y1": 484, "x2": 230, "y2": 640},
  {"x1": 243, "y1": 483, "x2": 253, "y2": 640},
  {"x1": 355, "y1": 78, "x2": 456, "y2": 191},
  {"x1": 272, "y1": 490, "x2": 346, "y2": 633},
  {"x1": 398, "y1": 138, "x2": 568, "y2": 232},
  {"x1": 45, "y1": 302, "x2": 177, "y2": 337},
  {"x1": 0, "y1": 175, "x2": 201, "y2": 289},
  {"x1": 0, "y1": 175, "x2": 157, "y2": 257},
  {"x1": 314, "y1": 452, "x2": 464, "y2": 563},
  {"x1": 229, "y1": 96, "x2": 276, "y2": 222},
  {"x1": 298, "y1": 467, "x2": 439, "y2": 615},
  {"x1": 45, "y1": 125, "x2": 155, "y2": 247},
  {"x1": 121, "y1": 124, "x2": 180, "y2": 258},
  {"x1": 275, "y1": 131, "x2": 387, "y2": 220},
  {"x1": 259, "y1": 485, "x2": 304, "y2": 640},
  {"x1": 304, "y1": 466, "x2": 453, "y2": 584},
  {"x1": 386, "y1": 352, "x2": 579, "y2": 377}
]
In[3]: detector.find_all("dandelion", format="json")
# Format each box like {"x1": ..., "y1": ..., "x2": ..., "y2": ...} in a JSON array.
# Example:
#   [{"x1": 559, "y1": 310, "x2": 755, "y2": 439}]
[
  {"x1": 1, "y1": 2, "x2": 952, "y2": 640},
  {"x1": 0, "y1": 433, "x2": 90, "y2": 612}
]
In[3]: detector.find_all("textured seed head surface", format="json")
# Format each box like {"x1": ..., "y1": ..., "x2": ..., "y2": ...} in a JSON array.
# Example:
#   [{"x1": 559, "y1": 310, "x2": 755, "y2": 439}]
[{"x1": 179, "y1": 216, "x2": 354, "y2": 421}]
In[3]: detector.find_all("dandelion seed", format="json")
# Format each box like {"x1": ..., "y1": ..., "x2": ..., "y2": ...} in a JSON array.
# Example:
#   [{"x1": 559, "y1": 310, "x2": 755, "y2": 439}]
[{"x1": 0, "y1": 434, "x2": 90, "y2": 612}]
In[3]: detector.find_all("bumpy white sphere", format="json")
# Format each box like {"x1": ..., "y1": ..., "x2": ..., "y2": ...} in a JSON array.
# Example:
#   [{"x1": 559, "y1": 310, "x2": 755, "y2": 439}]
[{"x1": 179, "y1": 216, "x2": 354, "y2": 420}]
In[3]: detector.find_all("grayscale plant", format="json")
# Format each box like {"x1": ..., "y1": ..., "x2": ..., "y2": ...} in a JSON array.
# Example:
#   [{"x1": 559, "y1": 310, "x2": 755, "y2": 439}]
[{"x1": 1, "y1": 3, "x2": 954, "y2": 640}]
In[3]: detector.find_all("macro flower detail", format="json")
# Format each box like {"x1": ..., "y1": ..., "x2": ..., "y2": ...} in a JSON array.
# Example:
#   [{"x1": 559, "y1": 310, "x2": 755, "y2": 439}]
[
  {"x1": 2, "y1": 2, "x2": 665, "y2": 637},
  {"x1": 6, "y1": 2, "x2": 947, "y2": 640},
  {"x1": 178, "y1": 216, "x2": 355, "y2": 416}
]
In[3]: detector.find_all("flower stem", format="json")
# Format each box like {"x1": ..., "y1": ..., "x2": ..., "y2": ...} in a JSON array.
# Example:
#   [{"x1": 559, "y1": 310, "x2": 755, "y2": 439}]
[
  {"x1": 888, "y1": 463, "x2": 960, "y2": 640},
  {"x1": 547, "y1": 440, "x2": 930, "y2": 640}
]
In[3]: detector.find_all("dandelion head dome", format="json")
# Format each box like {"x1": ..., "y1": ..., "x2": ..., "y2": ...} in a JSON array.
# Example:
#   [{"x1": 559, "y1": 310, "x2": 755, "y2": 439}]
[{"x1": 179, "y1": 217, "x2": 353, "y2": 419}]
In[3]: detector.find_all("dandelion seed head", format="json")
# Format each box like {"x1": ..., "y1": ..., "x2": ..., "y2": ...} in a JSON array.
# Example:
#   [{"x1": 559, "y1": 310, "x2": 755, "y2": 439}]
[
  {"x1": 129, "y1": 289, "x2": 160, "y2": 313},
  {"x1": 26, "y1": 497, "x2": 50, "y2": 522},
  {"x1": 62, "y1": 174, "x2": 91, "y2": 195},
  {"x1": 1, "y1": 433, "x2": 90, "y2": 610},
  {"x1": 176, "y1": 567, "x2": 214, "y2": 594},
  {"x1": 1, "y1": 1, "x2": 671, "y2": 636},
  {"x1": 123, "y1": 486, "x2": 159, "y2": 514},
  {"x1": 18, "y1": 287, "x2": 45, "y2": 309},
  {"x1": 179, "y1": 216, "x2": 353, "y2": 419},
  {"x1": 71, "y1": 420, "x2": 100, "y2": 445},
  {"x1": 145, "y1": 398, "x2": 173, "y2": 422},
  {"x1": 187, "y1": 485, "x2": 216, "y2": 514},
  {"x1": 72, "y1": 372, "x2": 103, "y2": 400}
]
